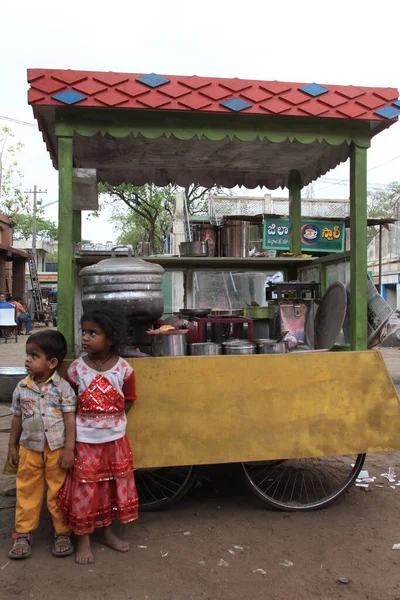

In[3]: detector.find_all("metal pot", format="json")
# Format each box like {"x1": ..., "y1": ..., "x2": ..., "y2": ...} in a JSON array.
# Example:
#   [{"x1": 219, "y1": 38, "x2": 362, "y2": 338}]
[
  {"x1": 179, "y1": 241, "x2": 208, "y2": 257},
  {"x1": 222, "y1": 339, "x2": 257, "y2": 355},
  {"x1": 189, "y1": 342, "x2": 222, "y2": 355},
  {"x1": 151, "y1": 332, "x2": 187, "y2": 357},
  {"x1": 0, "y1": 368, "x2": 27, "y2": 403},
  {"x1": 255, "y1": 339, "x2": 288, "y2": 354},
  {"x1": 221, "y1": 218, "x2": 262, "y2": 257},
  {"x1": 79, "y1": 245, "x2": 165, "y2": 320},
  {"x1": 191, "y1": 222, "x2": 219, "y2": 257}
]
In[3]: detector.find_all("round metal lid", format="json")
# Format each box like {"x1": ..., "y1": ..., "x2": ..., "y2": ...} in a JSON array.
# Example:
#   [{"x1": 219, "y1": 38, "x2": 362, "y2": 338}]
[
  {"x1": 314, "y1": 282, "x2": 347, "y2": 350},
  {"x1": 79, "y1": 246, "x2": 164, "y2": 278}
]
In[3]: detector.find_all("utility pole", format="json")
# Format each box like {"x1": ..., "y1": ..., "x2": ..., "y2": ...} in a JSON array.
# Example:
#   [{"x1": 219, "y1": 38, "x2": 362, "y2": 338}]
[{"x1": 25, "y1": 185, "x2": 47, "y2": 262}]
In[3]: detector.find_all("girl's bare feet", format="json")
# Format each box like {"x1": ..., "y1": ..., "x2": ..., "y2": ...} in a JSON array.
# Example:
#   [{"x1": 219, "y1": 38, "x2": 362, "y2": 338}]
[
  {"x1": 76, "y1": 534, "x2": 94, "y2": 564},
  {"x1": 103, "y1": 526, "x2": 130, "y2": 552}
]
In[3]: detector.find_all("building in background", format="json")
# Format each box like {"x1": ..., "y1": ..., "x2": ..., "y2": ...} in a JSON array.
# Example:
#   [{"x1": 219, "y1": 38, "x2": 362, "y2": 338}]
[
  {"x1": 13, "y1": 238, "x2": 57, "y2": 303},
  {"x1": 0, "y1": 213, "x2": 29, "y2": 299},
  {"x1": 368, "y1": 223, "x2": 400, "y2": 310}
]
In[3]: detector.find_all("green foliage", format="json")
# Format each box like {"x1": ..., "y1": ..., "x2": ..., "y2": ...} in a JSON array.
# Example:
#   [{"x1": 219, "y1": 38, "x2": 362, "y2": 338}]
[
  {"x1": 11, "y1": 213, "x2": 58, "y2": 242},
  {"x1": 98, "y1": 183, "x2": 222, "y2": 253},
  {"x1": 0, "y1": 126, "x2": 30, "y2": 216},
  {"x1": 367, "y1": 182, "x2": 400, "y2": 244}
]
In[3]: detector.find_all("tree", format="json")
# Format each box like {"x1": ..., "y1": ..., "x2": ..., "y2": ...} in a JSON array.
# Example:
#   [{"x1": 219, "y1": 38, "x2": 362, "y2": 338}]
[
  {"x1": 12, "y1": 214, "x2": 58, "y2": 242},
  {"x1": 98, "y1": 183, "x2": 224, "y2": 253},
  {"x1": 0, "y1": 126, "x2": 30, "y2": 216},
  {"x1": 367, "y1": 182, "x2": 400, "y2": 243}
]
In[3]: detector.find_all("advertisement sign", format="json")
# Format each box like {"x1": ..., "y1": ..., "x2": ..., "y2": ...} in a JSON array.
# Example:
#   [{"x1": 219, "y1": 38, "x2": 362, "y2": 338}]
[{"x1": 263, "y1": 218, "x2": 345, "y2": 253}]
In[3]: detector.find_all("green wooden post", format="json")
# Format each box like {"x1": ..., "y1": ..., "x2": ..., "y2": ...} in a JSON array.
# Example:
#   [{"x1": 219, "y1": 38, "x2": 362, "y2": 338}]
[
  {"x1": 350, "y1": 143, "x2": 368, "y2": 350},
  {"x1": 57, "y1": 135, "x2": 74, "y2": 356},
  {"x1": 288, "y1": 170, "x2": 302, "y2": 255}
]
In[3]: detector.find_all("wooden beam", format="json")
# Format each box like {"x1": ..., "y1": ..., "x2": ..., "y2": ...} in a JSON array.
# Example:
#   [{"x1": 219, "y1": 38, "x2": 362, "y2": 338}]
[
  {"x1": 288, "y1": 169, "x2": 302, "y2": 255},
  {"x1": 350, "y1": 143, "x2": 368, "y2": 350},
  {"x1": 57, "y1": 135, "x2": 74, "y2": 357}
]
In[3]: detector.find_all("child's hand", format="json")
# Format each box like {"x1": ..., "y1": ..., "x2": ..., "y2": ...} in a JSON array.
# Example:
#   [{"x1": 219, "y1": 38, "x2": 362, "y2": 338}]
[
  {"x1": 59, "y1": 448, "x2": 74, "y2": 470},
  {"x1": 8, "y1": 445, "x2": 19, "y2": 467}
]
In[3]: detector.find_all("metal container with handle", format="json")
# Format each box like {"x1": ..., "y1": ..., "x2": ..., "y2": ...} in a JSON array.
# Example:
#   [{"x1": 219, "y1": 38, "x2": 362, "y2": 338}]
[
  {"x1": 148, "y1": 330, "x2": 188, "y2": 357},
  {"x1": 222, "y1": 339, "x2": 256, "y2": 355},
  {"x1": 189, "y1": 342, "x2": 222, "y2": 355},
  {"x1": 79, "y1": 245, "x2": 165, "y2": 320},
  {"x1": 255, "y1": 339, "x2": 288, "y2": 354}
]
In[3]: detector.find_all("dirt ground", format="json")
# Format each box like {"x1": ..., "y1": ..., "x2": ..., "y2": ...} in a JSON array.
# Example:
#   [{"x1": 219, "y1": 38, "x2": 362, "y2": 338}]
[{"x1": 1, "y1": 333, "x2": 400, "y2": 600}]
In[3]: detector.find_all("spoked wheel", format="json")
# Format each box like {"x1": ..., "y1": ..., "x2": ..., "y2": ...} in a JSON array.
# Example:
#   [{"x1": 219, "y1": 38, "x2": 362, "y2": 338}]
[
  {"x1": 135, "y1": 466, "x2": 196, "y2": 511},
  {"x1": 1, "y1": 327, "x2": 17, "y2": 339},
  {"x1": 242, "y1": 453, "x2": 366, "y2": 511}
]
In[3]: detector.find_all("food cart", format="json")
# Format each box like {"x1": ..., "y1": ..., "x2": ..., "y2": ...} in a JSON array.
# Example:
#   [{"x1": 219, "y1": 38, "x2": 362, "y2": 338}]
[{"x1": 28, "y1": 69, "x2": 400, "y2": 511}]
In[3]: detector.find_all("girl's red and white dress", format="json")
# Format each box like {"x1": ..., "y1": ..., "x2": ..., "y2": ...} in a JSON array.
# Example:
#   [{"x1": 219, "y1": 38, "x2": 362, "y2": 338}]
[{"x1": 58, "y1": 357, "x2": 139, "y2": 534}]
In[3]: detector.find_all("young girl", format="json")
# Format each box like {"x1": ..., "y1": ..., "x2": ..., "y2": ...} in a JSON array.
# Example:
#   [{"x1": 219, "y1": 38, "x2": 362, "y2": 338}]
[{"x1": 58, "y1": 309, "x2": 138, "y2": 565}]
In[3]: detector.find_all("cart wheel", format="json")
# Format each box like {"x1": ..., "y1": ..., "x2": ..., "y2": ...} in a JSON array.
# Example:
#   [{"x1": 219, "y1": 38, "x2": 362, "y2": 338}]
[
  {"x1": 45, "y1": 320, "x2": 50, "y2": 327},
  {"x1": 135, "y1": 466, "x2": 196, "y2": 511},
  {"x1": 242, "y1": 453, "x2": 366, "y2": 511},
  {"x1": 53, "y1": 318, "x2": 58, "y2": 327},
  {"x1": 2, "y1": 327, "x2": 16, "y2": 339}
]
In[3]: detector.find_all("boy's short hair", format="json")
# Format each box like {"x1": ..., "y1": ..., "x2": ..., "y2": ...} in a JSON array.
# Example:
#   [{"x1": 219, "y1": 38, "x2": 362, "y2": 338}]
[{"x1": 27, "y1": 330, "x2": 67, "y2": 367}]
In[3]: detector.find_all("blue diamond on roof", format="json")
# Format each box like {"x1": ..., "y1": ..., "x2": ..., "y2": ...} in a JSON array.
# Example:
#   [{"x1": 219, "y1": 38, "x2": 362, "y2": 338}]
[
  {"x1": 51, "y1": 90, "x2": 87, "y2": 105},
  {"x1": 220, "y1": 98, "x2": 252, "y2": 112},
  {"x1": 299, "y1": 83, "x2": 329, "y2": 97},
  {"x1": 136, "y1": 73, "x2": 170, "y2": 88},
  {"x1": 375, "y1": 105, "x2": 400, "y2": 120},
  {"x1": 393, "y1": 100, "x2": 400, "y2": 108}
]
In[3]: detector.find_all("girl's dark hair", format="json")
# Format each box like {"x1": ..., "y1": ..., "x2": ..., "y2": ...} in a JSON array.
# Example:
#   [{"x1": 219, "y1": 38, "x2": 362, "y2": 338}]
[
  {"x1": 27, "y1": 330, "x2": 67, "y2": 367},
  {"x1": 81, "y1": 308, "x2": 126, "y2": 353}
]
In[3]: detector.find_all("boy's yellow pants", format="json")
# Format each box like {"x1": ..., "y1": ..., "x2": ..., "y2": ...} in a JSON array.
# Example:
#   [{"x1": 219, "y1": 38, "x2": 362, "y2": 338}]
[{"x1": 16, "y1": 444, "x2": 69, "y2": 534}]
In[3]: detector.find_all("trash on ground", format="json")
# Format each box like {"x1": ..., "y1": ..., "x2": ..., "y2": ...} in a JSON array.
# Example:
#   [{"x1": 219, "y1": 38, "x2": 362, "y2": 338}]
[
  {"x1": 233, "y1": 545, "x2": 244, "y2": 552},
  {"x1": 88, "y1": 569, "x2": 94, "y2": 572},
  {"x1": 253, "y1": 568, "x2": 267, "y2": 575},
  {"x1": 279, "y1": 560, "x2": 293, "y2": 567},
  {"x1": 1, "y1": 561, "x2": 9, "y2": 570},
  {"x1": 183, "y1": 531, "x2": 191, "y2": 536},
  {"x1": 199, "y1": 560, "x2": 206, "y2": 565},
  {"x1": 338, "y1": 577, "x2": 350, "y2": 584},
  {"x1": 358, "y1": 470, "x2": 370, "y2": 479},
  {"x1": 228, "y1": 549, "x2": 236, "y2": 555},
  {"x1": 161, "y1": 550, "x2": 169, "y2": 558},
  {"x1": 381, "y1": 467, "x2": 396, "y2": 482},
  {"x1": 218, "y1": 559, "x2": 229, "y2": 567},
  {"x1": 355, "y1": 483, "x2": 369, "y2": 488},
  {"x1": 390, "y1": 485, "x2": 396, "y2": 489},
  {"x1": 138, "y1": 545, "x2": 147, "y2": 549},
  {"x1": 392, "y1": 543, "x2": 400, "y2": 550}
]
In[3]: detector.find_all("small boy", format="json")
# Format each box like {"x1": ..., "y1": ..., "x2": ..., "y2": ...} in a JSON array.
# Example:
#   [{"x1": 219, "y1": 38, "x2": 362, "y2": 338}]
[{"x1": 8, "y1": 330, "x2": 77, "y2": 559}]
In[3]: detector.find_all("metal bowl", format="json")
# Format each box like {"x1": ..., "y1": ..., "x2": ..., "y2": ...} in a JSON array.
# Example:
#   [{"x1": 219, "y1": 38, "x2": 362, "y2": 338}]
[
  {"x1": 178, "y1": 308, "x2": 212, "y2": 318},
  {"x1": 0, "y1": 367, "x2": 27, "y2": 403}
]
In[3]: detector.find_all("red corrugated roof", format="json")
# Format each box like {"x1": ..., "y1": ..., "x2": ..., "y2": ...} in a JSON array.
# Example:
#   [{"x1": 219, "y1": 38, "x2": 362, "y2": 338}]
[{"x1": 28, "y1": 69, "x2": 399, "y2": 122}]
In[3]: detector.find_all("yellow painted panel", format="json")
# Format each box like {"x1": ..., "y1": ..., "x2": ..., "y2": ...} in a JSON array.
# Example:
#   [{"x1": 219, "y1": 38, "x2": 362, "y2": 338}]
[{"x1": 62, "y1": 351, "x2": 400, "y2": 468}]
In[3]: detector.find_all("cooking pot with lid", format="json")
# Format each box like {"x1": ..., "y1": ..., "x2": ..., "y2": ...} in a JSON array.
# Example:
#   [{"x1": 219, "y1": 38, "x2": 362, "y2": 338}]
[{"x1": 79, "y1": 245, "x2": 165, "y2": 320}]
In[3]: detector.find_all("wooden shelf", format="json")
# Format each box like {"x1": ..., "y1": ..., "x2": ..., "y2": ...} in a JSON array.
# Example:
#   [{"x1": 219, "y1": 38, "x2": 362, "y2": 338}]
[{"x1": 74, "y1": 253, "x2": 316, "y2": 271}]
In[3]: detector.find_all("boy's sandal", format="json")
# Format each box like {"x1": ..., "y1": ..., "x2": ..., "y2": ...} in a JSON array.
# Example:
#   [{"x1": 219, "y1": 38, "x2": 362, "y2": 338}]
[
  {"x1": 52, "y1": 533, "x2": 74, "y2": 557},
  {"x1": 8, "y1": 533, "x2": 32, "y2": 559}
]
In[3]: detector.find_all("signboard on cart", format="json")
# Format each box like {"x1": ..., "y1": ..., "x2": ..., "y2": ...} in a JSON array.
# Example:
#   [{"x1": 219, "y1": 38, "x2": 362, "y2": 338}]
[{"x1": 263, "y1": 218, "x2": 345, "y2": 253}]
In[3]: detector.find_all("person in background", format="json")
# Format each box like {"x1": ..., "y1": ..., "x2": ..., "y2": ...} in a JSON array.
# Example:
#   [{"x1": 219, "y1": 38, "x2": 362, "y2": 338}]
[
  {"x1": 8, "y1": 330, "x2": 77, "y2": 559},
  {"x1": 0, "y1": 293, "x2": 14, "y2": 308},
  {"x1": 10, "y1": 296, "x2": 33, "y2": 335}
]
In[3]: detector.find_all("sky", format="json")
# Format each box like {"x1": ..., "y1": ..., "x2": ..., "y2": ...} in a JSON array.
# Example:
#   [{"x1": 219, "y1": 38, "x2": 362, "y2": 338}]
[{"x1": 1, "y1": 0, "x2": 400, "y2": 243}]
